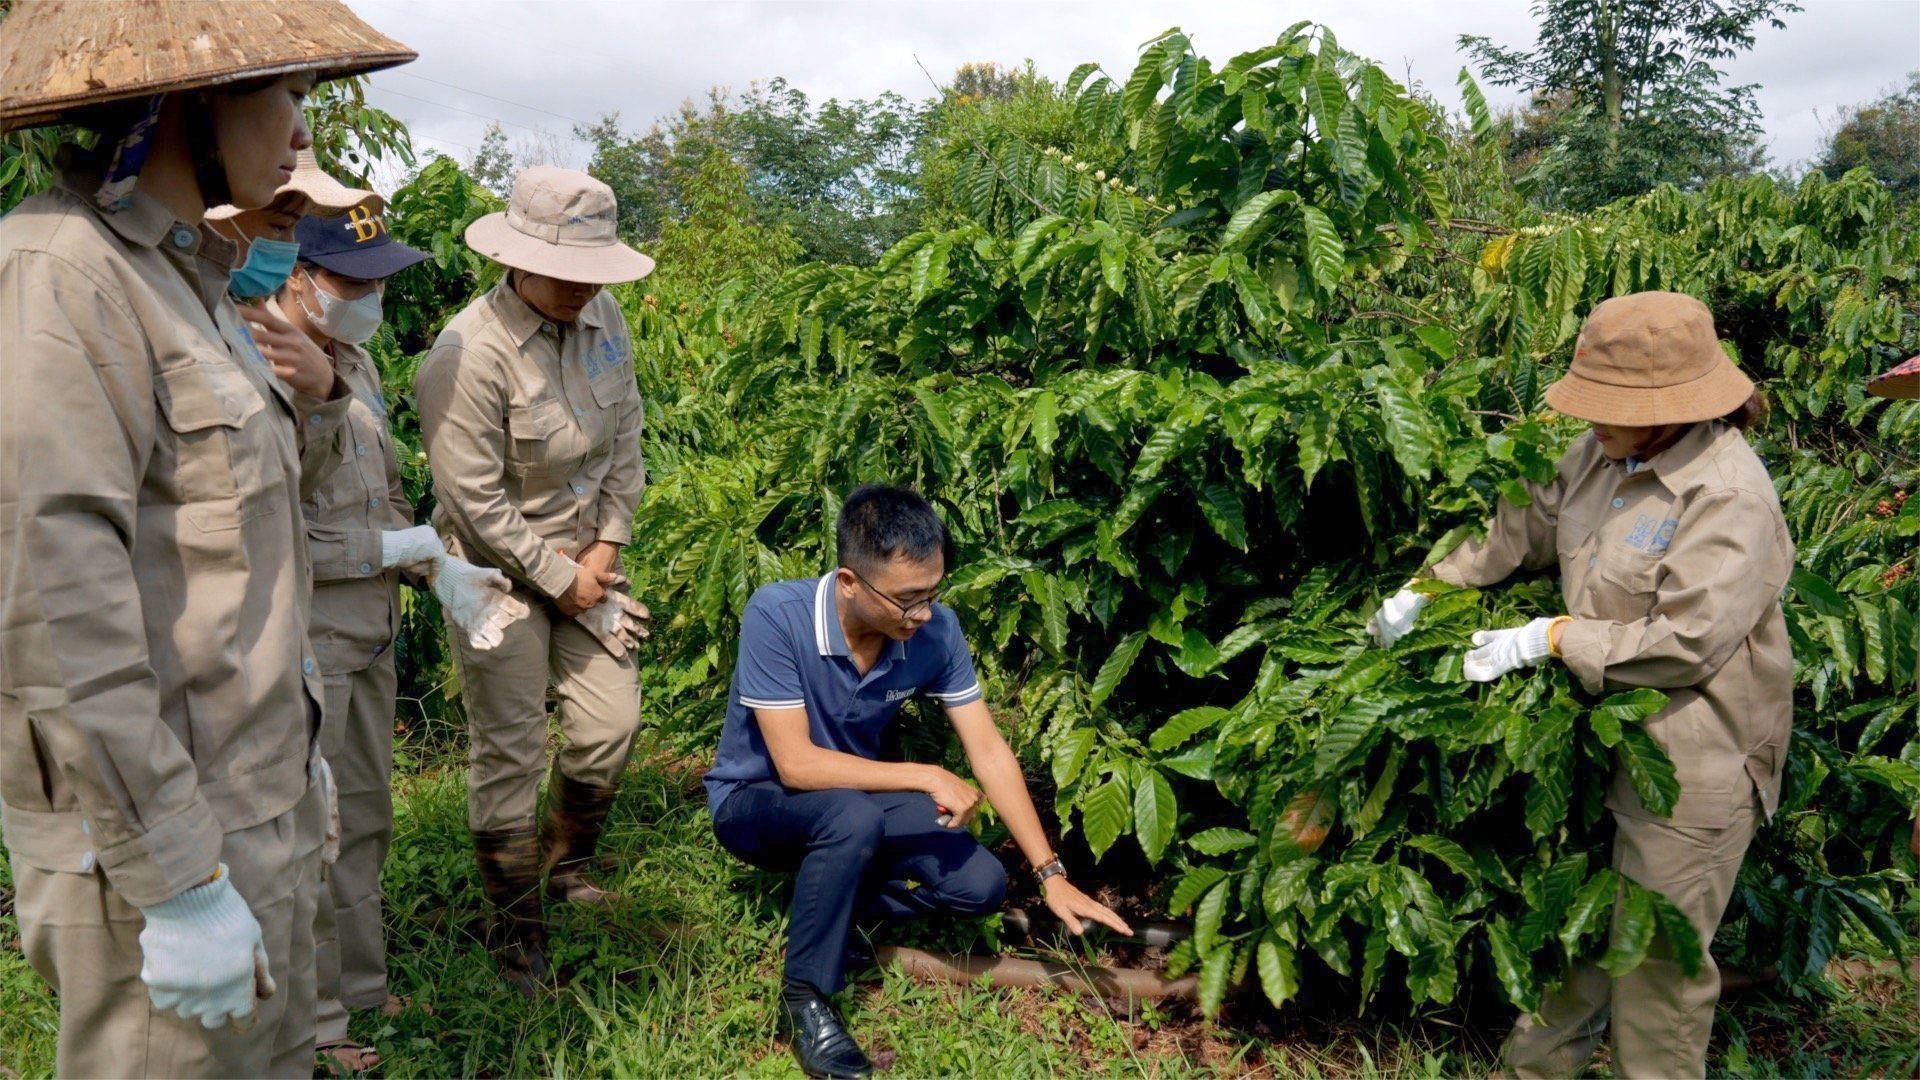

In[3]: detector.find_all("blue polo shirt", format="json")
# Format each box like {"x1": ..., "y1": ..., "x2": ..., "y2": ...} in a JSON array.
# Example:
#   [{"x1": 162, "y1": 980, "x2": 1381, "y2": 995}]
[{"x1": 703, "y1": 573, "x2": 983, "y2": 814}]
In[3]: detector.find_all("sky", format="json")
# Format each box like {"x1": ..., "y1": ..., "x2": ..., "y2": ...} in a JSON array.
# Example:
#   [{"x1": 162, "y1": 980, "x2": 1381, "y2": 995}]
[{"x1": 349, "y1": 0, "x2": 1920, "y2": 190}]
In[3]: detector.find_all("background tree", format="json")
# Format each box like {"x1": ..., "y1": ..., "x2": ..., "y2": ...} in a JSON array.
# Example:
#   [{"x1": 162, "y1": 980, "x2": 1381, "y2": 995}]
[
  {"x1": 1461, "y1": 0, "x2": 1795, "y2": 209},
  {"x1": 946, "y1": 61, "x2": 1024, "y2": 105},
  {"x1": 577, "y1": 80, "x2": 922, "y2": 264},
  {"x1": 304, "y1": 75, "x2": 414, "y2": 185},
  {"x1": 467, "y1": 121, "x2": 516, "y2": 196},
  {"x1": 1819, "y1": 72, "x2": 1920, "y2": 201}
]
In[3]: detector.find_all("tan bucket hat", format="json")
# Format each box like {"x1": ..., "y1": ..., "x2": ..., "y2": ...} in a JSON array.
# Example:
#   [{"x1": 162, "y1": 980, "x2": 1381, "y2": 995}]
[
  {"x1": 1544, "y1": 291, "x2": 1755, "y2": 426},
  {"x1": 0, "y1": 0, "x2": 416, "y2": 133},
  {"x1": 465, "y1": 166, "x2": 654, "y2": 285},
  {"x1": 1867, "y1": 355, "x2": 1919, "y2": 400},
  {"x1": 206, "y1": 149, "x2": 380, "y2": 222}
]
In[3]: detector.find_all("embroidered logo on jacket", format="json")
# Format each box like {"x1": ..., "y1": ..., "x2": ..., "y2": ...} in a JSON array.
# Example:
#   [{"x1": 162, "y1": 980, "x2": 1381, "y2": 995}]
[
  {"x1": 582, "y1": 336, "x2": 627, "y2": 379},
  {"x1": 1621, "y1": 513, "x2": 1679, "y2": 554}
]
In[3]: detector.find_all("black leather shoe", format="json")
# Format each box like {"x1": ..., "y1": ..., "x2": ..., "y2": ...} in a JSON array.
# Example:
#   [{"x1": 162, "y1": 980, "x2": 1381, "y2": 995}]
[{"x1": 777, "y1": 981, "x2": 873, "y2": 1079}]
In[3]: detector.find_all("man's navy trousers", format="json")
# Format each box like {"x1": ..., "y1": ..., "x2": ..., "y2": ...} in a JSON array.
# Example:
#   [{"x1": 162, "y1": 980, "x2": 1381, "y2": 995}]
[{"x1": 713, "y1": 782, "x2": 1009, "y2": 994}]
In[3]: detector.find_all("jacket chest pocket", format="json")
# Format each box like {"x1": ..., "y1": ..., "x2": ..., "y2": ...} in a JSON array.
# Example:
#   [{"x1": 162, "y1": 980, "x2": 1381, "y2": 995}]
[
  {"x1": 1555, "y1": 514, "x2": 1595, "y2": 601},
  {"x1": 583, "y1": 373, "x2": 631, "y2": 447},
  {"x1": 589, "y1": 370, "x2": 630, "y2": 410},
  {"x1": 1588, "y1": 510, "x2": 1663, "y2": 620},
  {"x1": 153, "y1": 361, "x2": 278, "y2": 528},
  {"x1": 505, "y1": 398, "x2": 576, "y2": 476},
  {"x1": 1593, "y1": 550, "x2": 1661, "y2": 617}
]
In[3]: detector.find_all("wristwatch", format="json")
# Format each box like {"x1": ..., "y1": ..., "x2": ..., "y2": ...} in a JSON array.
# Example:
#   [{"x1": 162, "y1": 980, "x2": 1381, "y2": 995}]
[{"x1": 1035, "y1": 856, "x2": 1067, "y2": 885}]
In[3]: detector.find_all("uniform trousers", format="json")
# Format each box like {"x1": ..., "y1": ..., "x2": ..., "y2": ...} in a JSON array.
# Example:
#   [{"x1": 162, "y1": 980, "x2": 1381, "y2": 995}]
[
  {"x1": 453, "y1": 593, "x2": 642, "y2": 832},
  {"x1": 1502, "y1": 804, "x2": 1760, "y2": 1079},
  {"x1": 14, "y1": 781, "x2": 326, "y2": 1078},
  {"x1": 312, "y1": 655, "x2": 398, "y2": 1044}
]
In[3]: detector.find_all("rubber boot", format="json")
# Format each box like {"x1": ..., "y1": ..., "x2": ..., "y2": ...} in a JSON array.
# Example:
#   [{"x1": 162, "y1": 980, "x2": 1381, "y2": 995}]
[
  {"x1": 540, "y1": 769, "x2": 620, "y2": 906},
  {"x1": 472, "y1": 825, "x2": 554, "y2": 997}
]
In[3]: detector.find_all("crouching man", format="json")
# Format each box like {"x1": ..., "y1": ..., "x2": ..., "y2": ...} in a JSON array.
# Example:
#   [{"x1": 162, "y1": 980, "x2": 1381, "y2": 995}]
[{"x1": 706, "y1": 484, "x2": 1131, "y2": 1079}]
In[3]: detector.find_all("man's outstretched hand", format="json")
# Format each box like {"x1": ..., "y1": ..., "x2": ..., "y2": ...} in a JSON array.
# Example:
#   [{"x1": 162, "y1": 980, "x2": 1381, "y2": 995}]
[{"x1": 1042, "y1": 875, "x2": 1133, "y2": 937}]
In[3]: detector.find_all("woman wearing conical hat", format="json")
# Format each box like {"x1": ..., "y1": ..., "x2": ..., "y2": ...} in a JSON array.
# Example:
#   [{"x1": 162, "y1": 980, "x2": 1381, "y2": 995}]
[
  {"x1": 1367, "y1": 293, "x2": 1795, "y2": 1079},
  {"x1": 0, "y1": 2, "x2": 414, "y2": 1075}
]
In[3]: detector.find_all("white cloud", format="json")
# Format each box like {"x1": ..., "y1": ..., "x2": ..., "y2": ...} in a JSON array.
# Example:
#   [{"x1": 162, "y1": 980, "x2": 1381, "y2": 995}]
[{"x1": 351, "y1": 0, "x2": 1919, "y2": 189}]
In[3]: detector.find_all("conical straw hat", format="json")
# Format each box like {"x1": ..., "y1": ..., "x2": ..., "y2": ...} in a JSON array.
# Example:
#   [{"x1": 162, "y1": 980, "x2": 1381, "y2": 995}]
[
  {"x1": 1867, "y1": 355, "x2": 1920, "y2": 401},
  {"x1": 0, "y1": 0, "x2": 416, "y2": 133}
]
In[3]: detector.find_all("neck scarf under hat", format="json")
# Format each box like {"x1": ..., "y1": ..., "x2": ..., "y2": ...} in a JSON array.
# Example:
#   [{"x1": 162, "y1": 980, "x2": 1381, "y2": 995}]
[{"x1": 94, "y1": 96, "x2": 165, "y2": 211}]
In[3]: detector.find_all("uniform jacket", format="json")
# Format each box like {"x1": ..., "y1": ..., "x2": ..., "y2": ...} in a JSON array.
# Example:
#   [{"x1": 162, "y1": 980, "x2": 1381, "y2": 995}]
[{"x1": 1431, "y1": 422, "x2": 1795, "y2": 826}]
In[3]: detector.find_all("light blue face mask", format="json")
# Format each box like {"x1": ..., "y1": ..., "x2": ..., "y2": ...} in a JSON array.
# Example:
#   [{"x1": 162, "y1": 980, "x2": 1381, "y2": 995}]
[{"x1": 228, "y1": 236, "x2": 300, "y2": 299}]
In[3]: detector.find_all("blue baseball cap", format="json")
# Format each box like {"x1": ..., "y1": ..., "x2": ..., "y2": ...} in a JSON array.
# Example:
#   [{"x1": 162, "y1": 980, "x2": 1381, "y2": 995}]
[{"x1": 295, "y1": 208, "x2": 428, "y2": 281}]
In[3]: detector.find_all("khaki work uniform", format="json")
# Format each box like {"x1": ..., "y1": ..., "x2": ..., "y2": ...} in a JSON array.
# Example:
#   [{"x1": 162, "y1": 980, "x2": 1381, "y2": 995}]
[
  {"x1": 1430, "y1": 421, "x2": 1794, "y2": 1079},
  {"x1": 290, "y1": 316, "x2": 413, "y2": 1040},
  {"x1": 415, "y1": 282, "x2": 645, "y2": 832},
  {"x1": 0, "y1": 173, "x2": 350, "y2": 1077}
]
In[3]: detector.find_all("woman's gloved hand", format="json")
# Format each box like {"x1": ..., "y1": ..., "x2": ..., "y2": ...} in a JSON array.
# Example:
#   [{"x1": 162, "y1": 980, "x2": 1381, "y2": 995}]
[
  {"x1": 1463, "y1": 617, "x2": 1560, "y2": 682},
  {"x1": 577, "y1": 589, "x2": 652, "y2": 659},
  {"x1": 137, "y1": 865, "x2": 274, "y2": 1030},
  {"x1": 380, "y1": 525, "x2": 447, "y2": 575},
  {"x1": 1367, "y1": 583, "x2": 1429, "y2": 647},
  {"x1": 429, "y1": 556, "x2": 530, "y2": 651}
]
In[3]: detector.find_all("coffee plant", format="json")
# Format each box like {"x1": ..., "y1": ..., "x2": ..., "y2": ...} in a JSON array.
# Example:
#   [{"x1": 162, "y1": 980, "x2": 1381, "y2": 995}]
[{"x1": 620, "y1": 24, "x2": 1920, "y2": 1018}]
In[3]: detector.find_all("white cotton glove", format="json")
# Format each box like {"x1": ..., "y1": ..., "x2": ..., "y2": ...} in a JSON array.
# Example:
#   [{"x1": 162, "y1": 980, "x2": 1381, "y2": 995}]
[
  {"x1": 311, "y1": 756, "x2": 340, "y2": 866},
  {"x1": 137, "y1": 864, "x2": 274, "y2": 1030},
  {"x1": 380, "y1": 525, "x2": 447, "y2": 574},
  {"x1": 1367, "y1": 583, "x2": 1429, "y2": 647},
  {"x1": 577, "y1": 588, "x2": 652, "y2": 659},
  {"x1": 430, "y1": 556, "x2": 530, "y2": 651},
  {"x1": 1462, "y1": 617, "x2": 1559, "y2": 682}
]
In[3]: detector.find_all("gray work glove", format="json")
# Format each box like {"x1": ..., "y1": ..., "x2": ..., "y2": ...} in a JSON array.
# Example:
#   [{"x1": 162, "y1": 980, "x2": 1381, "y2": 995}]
[
  {"x1": 1462, "y1": 617, "x2": 1558, "y2": 682},
  {"x1": 380, "y1": 524, "x2": 447, "y2": 575},
  {"x1": 429, "y1": 556, "x2": 530, "y2": 651},
  {"x1": 137, "y1": 865, "x2": 274, "y2": 1030},
  {"x1": 1367, "y1": 582, "x2": 1429, "y2": 648},
  {"x1": 576, "y1": 574, "x2": 651, "y2": 658}
]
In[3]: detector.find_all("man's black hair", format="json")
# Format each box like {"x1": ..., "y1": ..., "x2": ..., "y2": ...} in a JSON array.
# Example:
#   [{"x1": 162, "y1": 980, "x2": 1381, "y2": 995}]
[{"x1": 836, "y1": 484, "x2": 954, "y2": 574}]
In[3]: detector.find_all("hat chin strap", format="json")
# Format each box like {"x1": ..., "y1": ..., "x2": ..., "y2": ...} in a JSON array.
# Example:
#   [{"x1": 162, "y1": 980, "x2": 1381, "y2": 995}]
[{"x1": 183, "y1": 94, "x2": 233, "y2": 212}]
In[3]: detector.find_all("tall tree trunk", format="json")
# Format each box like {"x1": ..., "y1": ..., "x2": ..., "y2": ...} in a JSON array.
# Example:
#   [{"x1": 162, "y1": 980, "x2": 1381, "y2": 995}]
[{"x1": 1597, "y1": 0, "x2": 1624, "y2": 165}]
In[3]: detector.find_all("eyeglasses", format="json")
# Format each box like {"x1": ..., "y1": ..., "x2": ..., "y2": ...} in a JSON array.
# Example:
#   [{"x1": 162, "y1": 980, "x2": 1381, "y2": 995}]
[{"x1": 846, "y1": 565, "x2": 941, "y2": 620}]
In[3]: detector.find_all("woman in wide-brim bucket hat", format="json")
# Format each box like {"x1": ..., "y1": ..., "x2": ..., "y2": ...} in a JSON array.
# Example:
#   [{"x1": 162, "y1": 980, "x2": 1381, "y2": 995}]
[
  {"x1": 0, "y1": 2, "x2": 414, "y2": 1076},
  {"x1": 465, "y1": 164, "x2": 655, "y2": 284},
  {"x1": 1367, "y1": 291, "x2": 1794, "y2": 1079},
  {"x1": 412, "y1": 163, "x2": 652, "y2": 998},
  {"x1": 1543, "y1": 291, "x2": 1757, "y2": 425}
]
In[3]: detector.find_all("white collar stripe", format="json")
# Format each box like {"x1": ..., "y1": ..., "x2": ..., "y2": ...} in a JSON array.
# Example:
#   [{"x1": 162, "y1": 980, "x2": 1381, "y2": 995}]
[{"x1": 813, "y1": 572, "x2": 834, "y2": 656}]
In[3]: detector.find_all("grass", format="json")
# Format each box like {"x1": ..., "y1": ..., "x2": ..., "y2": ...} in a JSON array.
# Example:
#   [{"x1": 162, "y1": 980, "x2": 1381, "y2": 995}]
[{"x1": 2, "y1": 742, "x2": 1917, "y2": 1078}]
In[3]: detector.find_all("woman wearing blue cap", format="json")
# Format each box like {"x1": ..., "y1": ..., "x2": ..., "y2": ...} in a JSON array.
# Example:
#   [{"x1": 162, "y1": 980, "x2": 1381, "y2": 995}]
[{"x1": 269, "y1": 207, "x2": 530, "y2": 1073}]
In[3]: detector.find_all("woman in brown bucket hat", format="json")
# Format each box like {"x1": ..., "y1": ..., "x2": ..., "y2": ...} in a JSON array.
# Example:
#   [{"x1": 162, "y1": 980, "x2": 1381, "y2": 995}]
[
  {"x1": 1368, "y1": 292, "x2": 1794, "y2": 1078},
  {"x1": 0, "y1": 2, "x2": 413, "y2": 1075},
  {"x1": 414, "y1": 165, "x2": 653, "y2": 995}
]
